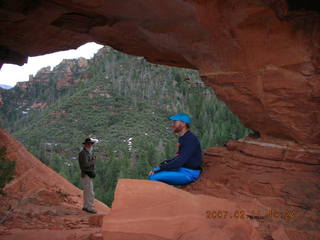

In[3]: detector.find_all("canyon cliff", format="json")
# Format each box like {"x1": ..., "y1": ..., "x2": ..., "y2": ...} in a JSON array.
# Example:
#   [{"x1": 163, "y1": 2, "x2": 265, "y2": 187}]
[{"x1": 0, "y1": 0, "x2": 319, "y2": 239}]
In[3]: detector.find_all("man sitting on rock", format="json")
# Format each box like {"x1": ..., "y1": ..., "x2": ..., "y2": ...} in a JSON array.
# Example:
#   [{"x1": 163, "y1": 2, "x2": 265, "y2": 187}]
[{"x1": 148, "y1": 113, "x2": 202, "y2": 185}]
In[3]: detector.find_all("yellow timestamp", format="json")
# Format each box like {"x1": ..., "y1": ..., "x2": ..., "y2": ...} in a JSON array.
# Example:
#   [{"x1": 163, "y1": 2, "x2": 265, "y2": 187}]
[
  {"x1": 206, "y1": 210, "x2": 246, "y2": 219},
  {"x1": 205, "y1": 209, "x2": 297, "y2": 221}
]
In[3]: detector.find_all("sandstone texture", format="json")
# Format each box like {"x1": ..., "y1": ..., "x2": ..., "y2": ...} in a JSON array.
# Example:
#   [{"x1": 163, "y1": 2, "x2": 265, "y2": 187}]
[
  {"x1": 0, "y1": 0, "x2": 319, "y2": 144},
  {"x1": 0, "y1": 128, "x2": 109, "y2": 240},
  {"x1": 102, "y1": 179, "x2": 262, "y2": 240},
  {"x1": 184, "y1": 137, "x2": 320, "y2": 239}
]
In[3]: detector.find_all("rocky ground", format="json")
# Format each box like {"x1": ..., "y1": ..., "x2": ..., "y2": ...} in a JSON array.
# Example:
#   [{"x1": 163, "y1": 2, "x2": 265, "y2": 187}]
[{"x1": 0, "y1": 192, "x2": 105, "y2": 240}]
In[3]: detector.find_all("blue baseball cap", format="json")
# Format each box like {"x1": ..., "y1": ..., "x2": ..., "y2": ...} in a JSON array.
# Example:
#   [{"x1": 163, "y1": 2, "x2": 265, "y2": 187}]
[{"x1": 169, "y1": 113, "x2": 192, "y2": 124}]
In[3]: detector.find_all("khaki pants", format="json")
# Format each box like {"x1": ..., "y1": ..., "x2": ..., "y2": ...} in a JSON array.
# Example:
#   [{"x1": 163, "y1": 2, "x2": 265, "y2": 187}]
[{"x1": 82, "y1": 175, "x2": 95, "y2": 210}]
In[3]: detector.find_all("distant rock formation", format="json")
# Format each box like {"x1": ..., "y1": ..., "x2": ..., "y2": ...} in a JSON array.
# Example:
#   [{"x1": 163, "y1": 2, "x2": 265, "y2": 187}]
[
  {"x1": 0, "y1": 56, "x2": 92, "y2": 122},
  {"x1": 15, "y1": 57, "x2": 89, "y2": 92}
]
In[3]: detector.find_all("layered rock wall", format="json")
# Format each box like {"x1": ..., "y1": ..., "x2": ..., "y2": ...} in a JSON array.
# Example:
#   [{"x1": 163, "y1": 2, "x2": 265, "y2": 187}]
[{"x1": 185, "y1": 137, "x2": 320, "y2": 239}]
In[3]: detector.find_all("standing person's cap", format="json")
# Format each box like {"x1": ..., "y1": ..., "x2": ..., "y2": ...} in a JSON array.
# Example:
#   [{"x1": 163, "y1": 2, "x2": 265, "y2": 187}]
[
  {"x1": 82, "y1": 138, "x2": 99, "y2": 144},
  {"x1": 169, "y1": 113, "x2": 192, "y2": 124}
]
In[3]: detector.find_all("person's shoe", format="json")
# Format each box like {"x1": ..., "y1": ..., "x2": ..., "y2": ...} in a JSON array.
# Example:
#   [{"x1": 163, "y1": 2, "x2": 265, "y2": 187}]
[{"x1": 83, "y1": 208, "x2": 97, "y2": 214}]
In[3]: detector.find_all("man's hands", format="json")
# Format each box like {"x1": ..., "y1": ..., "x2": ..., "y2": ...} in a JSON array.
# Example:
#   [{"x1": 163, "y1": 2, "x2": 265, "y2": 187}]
[{"x1": 148, "y1": 166, "x2": 160, "y2": 176}]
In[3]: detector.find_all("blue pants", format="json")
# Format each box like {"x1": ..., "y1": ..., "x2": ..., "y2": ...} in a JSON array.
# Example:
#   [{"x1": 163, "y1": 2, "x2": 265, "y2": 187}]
[{"x1": 149, "y1": 167, "x2": 201, "y2": 185}]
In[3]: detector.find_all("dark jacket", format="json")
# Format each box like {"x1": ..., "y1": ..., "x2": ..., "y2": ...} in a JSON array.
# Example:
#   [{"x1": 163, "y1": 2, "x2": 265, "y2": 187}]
[
  {"x1": 158, "y1": 131, "x2": 202, "y2": 172},
  {"x1": 78, "y1": 148, "x2": 95, "y2": 178}
]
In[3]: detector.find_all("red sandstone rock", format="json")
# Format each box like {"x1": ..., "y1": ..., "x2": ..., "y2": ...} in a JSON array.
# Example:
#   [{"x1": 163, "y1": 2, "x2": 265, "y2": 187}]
[
  {"x1": 89, "y1": 233, "x2": 103, "y2": 240},
  {"x1": 56, "y1": 78, "x2": 73, "y2": 89},
  {"x1": 89, "y1": 214, "x2": 105, "y2": 227},
  {"x1": 271, "y1": 226, "x2": 317, "y2": 240},
  {"x1": 0, "y1": 0, "x2": 319, "y2": 144},
  {"x1": 31, "y1": 102, "x2": 47, "y2": 109},
  {"x1": 184, "y1": 138, "x2": 320, "y2": 239},
  {"x1": 102, "y1": 179, "x2": 262, "y2": 240}
]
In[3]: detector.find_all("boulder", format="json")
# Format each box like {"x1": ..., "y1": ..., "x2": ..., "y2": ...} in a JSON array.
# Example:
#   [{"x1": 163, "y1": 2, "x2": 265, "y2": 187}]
[{"x1": 102, "y1": 179, "x2": 262, "y2": 240}]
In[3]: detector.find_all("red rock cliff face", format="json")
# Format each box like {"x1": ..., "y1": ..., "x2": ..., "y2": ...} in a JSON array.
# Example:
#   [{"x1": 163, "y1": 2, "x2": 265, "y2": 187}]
[
  {"x1": 185, "y1": 137, "x2": 320, "y2": 239},
  {"x1": 0, "y1": 0, "x2": 319, "y2": 144}
]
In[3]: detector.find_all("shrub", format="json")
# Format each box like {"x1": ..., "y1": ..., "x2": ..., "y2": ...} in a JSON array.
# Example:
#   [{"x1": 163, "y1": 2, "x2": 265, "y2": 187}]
[{"x1": 0, "y1": 147, "x2": 16, "y2": 194}]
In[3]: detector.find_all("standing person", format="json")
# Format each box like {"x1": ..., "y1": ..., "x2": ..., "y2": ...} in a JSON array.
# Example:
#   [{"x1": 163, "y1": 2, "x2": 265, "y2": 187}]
[
  {"x1": 148, "y1": 113, "x2": 202, "y2": 185},
  {"x1": 78, "y1": 137, "x2": 98, "y2": 214}
]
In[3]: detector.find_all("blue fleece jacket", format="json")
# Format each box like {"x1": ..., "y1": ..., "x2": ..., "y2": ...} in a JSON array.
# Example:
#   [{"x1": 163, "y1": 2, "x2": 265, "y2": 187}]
[{"x1": 156, "y1": 131, "x2": 202, "y2": 172}]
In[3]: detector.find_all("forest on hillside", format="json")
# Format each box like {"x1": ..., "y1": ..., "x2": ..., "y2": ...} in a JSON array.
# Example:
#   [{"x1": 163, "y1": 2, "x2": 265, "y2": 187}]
[{"x1": 2, "y1": 47, "x2": 251, "y2": 206}]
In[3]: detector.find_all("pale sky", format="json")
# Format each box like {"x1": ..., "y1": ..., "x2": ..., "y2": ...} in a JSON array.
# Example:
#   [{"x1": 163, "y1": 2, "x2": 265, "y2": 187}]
[{"x1": 0, "y1": 42, "x2": 103, "y2": 87}]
